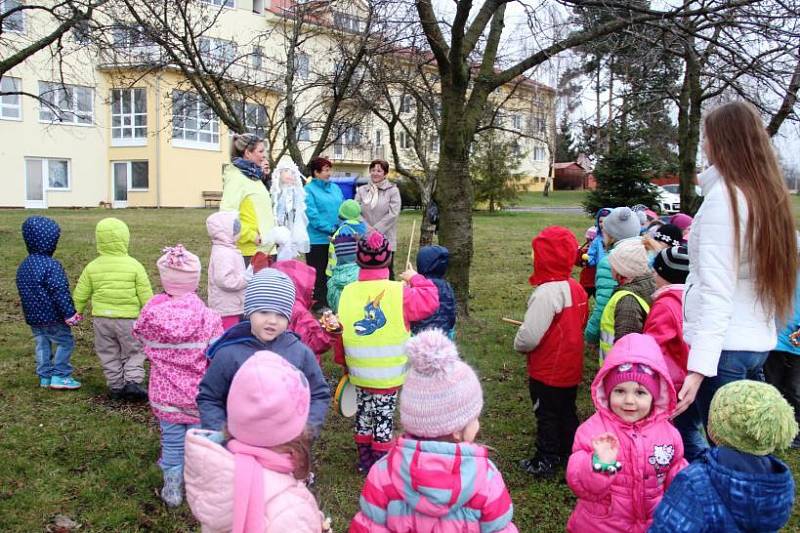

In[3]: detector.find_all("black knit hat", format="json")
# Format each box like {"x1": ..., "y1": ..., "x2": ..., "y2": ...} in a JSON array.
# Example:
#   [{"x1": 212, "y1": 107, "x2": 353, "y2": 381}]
[
  {"x1": 653, "y1": 224, "x2": 684, "y2": 247},
  {"x1": 356, "y1": 231, "x2": 393, "y2": 269},
  {"x1": 653, "y1": 245, "x2": 690, "y2": 284}
]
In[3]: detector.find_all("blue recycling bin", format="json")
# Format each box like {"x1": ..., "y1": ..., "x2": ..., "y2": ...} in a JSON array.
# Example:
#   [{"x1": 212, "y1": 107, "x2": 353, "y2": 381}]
[{"x1": 331, "y1": 176, "x2": 358, "y2": 200}]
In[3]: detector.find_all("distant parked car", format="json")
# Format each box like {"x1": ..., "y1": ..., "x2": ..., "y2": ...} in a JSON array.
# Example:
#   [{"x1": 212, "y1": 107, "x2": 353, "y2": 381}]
[{"x1": 654, "y1": 185, "x2": 681, "y2": 214}]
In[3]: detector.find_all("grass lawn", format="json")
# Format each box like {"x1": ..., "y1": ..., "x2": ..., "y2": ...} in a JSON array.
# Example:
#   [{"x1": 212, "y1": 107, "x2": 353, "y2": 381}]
[
  {"x1": 1, "y1": 207, "x2": 798, "y2": 532},
  {"x1": 510, "y1": 189, "x2": 587, "y2": 208}
]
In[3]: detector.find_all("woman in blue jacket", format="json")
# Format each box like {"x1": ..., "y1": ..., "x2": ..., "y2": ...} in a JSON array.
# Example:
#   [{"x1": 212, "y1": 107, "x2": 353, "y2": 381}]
[{"x1": 304, "y1": 157, "x2": 343, "y2": 311}]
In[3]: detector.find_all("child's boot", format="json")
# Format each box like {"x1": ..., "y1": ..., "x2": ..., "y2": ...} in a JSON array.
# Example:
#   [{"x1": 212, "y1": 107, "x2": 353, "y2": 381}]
[
  {"x1": 371, "y1": 440, "x2": 393, "y2": 468},
  {"x1": 161, "y1": 465, "x2": 184, "y2": 507},
  {"x1": 355, "y1": 435, "x2": 373, "y2": 474}
]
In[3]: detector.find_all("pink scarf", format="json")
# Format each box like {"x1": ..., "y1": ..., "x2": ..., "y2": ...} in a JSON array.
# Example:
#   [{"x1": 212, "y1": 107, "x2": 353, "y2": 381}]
[{"x1": 227, "y1": 439, "x2": 296, "y2": 533}]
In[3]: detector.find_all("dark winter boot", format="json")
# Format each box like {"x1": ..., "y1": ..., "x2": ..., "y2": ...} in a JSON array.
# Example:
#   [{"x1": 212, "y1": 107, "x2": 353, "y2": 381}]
[
  {"x1": 370, "y1": 441, "x2": 393, "y2": 469},
  {"x1": 519, "y1": 454, "x2": 562, "y2": 480},
  {"x1": 357, "y1": 443, "x2": 373, "y2": 475},
  {"x1": 123, "y1": 381, "x2": 148, "y2": 402}
]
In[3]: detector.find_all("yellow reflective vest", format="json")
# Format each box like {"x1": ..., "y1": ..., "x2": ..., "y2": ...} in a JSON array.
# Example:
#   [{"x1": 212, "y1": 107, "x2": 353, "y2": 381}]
[
  {"x1": 599, "y1": 289, "x2": 650, "y2": 362},
  {"x1": 340, "y1": 279, "x2": 409, "y2": 389}
]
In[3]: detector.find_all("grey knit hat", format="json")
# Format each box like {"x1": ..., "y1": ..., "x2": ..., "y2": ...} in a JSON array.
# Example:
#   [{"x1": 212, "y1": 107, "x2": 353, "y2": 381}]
[
  {"x1": 243, "y1": 268, "x2": 296, "y2": 319},
  {"x1": 603, "y1": 207, "x2": 642, "y2": 242}
]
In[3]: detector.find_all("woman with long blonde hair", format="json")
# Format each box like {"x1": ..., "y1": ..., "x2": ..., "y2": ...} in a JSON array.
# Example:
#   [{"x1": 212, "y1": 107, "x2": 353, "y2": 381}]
[{"x1": 675, "y1": 102, "x2": 797, "y2": 454}]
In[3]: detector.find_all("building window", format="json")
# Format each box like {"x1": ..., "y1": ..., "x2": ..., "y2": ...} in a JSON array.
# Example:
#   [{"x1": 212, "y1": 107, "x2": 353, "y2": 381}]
[
  {"x1": 297, "y1": 119, "x2": 311, "y2": 142},
  {"x1": 27, "y1": 158, "x2": 70, "y2": 190},
  {"x1": 533, "y1": 114, "x2": 547, "y2": 134},
  {"x1": 533, "y1": 145, "x2": 547, "y2": 161},
  {"x1": 198, "y1": 36, "x2": 237, "y2": 67},
  {"x1": 38, "y1": 82, "x2": 94, "y2": 125},
  {"x1": 114, "y1": 160, "x2": 149, "y2": 191},
  {"x1": 199, "y1": 0, "x2": 234, "y2": 7},
  {"x1": 1, "y1": 0, "x2": 24, "y2": 33},
  {"x1": 244, "y1": 102, "x2": 267, "y2": 137},
  {"x1": 251, "y1": 46, "x2": 263, "y2": 71},
  {"x1": 0, "y1": 76, "x2": 21, "y2": 120},
  {"x1": 398, "y1": 130, "x2": 412, "y2": 149},
  {"x1": 512, "y1": 114, "x2": 522, "y2": 130},
  {"x1": 400, "y1": 95, "x2": 412, "y2": 114},
  {"x1": 172, "y1": 90, "x2": 219, "y2": 149},
  {"x1": 294, "y1": 53, "x2": 309, "y2": 79},
  {"x1": 342, "y1": 124, "x2": 361, "y2": 145},
  {"x1": 73, "y1": 20, "x2": 92, "y2": 45},
  {"x1": 333, "y1": 11, "x2": 362, "y2": 32},
  {"x1": 374, "y1": 129, "x2": 382, "y2": 146},
  {"x1": 111, "y1": 88, "x2": 147, "y2": 145}
]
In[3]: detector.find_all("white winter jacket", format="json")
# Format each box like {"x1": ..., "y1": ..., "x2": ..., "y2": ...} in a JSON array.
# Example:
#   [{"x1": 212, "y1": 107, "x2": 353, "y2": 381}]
[{"x1": 683, "y1": 166, "x2": 776, "y2": 377}]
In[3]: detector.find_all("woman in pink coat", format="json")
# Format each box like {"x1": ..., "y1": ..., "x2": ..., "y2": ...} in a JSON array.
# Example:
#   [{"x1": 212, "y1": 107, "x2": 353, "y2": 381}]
[
  {"x1": 185, "y1": 351, "x2": 325, "y2": 533},
  {"x1": 207, "y1": 211, "x2": 249, "y2": 330},
  {"x1": 132, "y1": 245, "x2": 223, "y2": 507},
  {"x1": 566, "y1": 333, "x2": 686, "y2": 533}
]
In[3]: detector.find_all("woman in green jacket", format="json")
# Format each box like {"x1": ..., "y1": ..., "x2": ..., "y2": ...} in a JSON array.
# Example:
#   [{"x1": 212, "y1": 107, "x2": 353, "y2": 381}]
[{"x1": 219, "y1": 133, "x2": 275, "y2": 266}]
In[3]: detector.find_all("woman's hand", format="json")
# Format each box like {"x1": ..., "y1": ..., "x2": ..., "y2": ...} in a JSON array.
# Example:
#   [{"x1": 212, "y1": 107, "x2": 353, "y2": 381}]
[
  {"x1": 673, "y1": 372, "x2": 704, "y2": 417},
  {"x1": 591, "y1": 433, "x2": 619, "y2": 464}
]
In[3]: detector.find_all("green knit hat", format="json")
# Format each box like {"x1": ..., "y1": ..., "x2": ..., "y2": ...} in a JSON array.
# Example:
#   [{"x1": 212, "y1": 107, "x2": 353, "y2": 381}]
[
  {"x1": 708, "y1": 380, "x2": 798, "y2": 456},
  {"x1": 339, "y1": 199, "x2": 361, "y2": 221}
]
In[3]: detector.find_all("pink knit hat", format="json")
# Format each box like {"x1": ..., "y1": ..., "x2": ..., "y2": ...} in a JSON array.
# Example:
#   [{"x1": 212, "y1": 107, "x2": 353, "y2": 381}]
[
  {"x1": 670, "y1": 213, "x2": 693, "y2": 231},
  {"x1": 227, "y1": 351, "x2": 310, "y2": 447},
  {"x1": 603, "y1": 362, "x2": 660, "y2": 399},
  {"x1": 400, "y1": 329, "x2": 483, "y2": 438},
  {"x1": 157, "y1": 244, "x2": 201, "y2": 297}
]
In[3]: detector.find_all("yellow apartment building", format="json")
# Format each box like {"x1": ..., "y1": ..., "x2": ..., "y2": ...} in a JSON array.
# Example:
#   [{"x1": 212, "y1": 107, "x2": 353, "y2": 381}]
[{"x1": 0, "y1": 0, "x2": 555, "y2": 209}]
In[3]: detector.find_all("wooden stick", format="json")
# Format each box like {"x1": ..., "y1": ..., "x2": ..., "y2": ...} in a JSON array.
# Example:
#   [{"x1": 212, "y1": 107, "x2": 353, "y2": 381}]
[
  {"x1": 405, "y1": 218, "x2": 417, "y2": 270},
  {"x1": 501, "y1": 317, "x2": 523, "y2": 326}
]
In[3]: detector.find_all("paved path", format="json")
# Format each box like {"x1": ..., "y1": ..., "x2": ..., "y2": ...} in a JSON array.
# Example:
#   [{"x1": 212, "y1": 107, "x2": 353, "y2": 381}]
[{"x1": 506, "y1": 206, "x2": 585, "y2": 214}]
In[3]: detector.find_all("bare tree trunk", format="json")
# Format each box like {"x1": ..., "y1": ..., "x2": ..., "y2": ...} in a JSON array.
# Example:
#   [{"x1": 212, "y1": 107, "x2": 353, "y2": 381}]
[{"x1": 677, "y1": 46, "x2": 702, "y2": 216}]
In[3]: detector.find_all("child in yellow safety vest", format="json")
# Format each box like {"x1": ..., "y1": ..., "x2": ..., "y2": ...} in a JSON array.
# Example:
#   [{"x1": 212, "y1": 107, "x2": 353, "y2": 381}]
[
  {"x1": 599, "y1": 238, "x2": 655, "y2": 362},
  {"x1": 339, "y1": 231, "x2": 439, "y2": 474}
]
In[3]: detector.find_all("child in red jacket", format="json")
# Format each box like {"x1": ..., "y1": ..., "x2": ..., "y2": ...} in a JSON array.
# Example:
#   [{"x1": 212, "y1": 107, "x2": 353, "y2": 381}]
[
  {"x1": 642, "y1": 245, "x2": 706, "y2": 461},
  {"x1": 514, "y1": 226, "x2": 589, "y2": 478}
]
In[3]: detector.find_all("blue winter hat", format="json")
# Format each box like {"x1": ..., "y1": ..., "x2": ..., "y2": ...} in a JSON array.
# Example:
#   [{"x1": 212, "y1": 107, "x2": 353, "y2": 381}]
[{"x1": 243, "y1": 268, "x2": 296, "y2": 319}]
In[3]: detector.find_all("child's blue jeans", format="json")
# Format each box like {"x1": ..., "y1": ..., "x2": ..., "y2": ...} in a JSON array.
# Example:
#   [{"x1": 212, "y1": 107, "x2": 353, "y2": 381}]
[
  {"x1": 159, "y1": 421, "x2": 199, "y2": 471},
  {"x1": 31, "y1": 323, "x2": 74, "y2": 379}
]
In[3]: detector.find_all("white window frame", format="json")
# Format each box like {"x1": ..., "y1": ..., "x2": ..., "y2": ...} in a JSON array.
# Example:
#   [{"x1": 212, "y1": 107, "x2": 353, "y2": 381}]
[
  {"x1": 400, "y1": 95, "x2": 412, "y2": 114},
  {"x1": 512, "y1": 113, "x2": 522, "y2": 130},
  {"x1": 243, "y1": 102, "x2": 267, "y2": 137},
  {"x1": 1, "y1": 0, "x2": 24, "y2": 34},
  {"x1": 171, "y1": 90, "x2": 220, "y2": 151},
  {"x1": 27, "y1": 157, "x2": 71, "y2": 192},
  {"x1": 113, "y1": 160, "x2": 149, "y2": 192},
  {"x1": 38, "y1": 82, "x2": 94, "y2": 126},
  {"x1": 199, "y1": 0, "x2": 234, "y2": 7},
  {"x1": 0, "y1": 76, "x2": 22, "y2": 120},
  {"x1": 251, "y1": 45, "x2": 263, "y2": 71},
  {"x1": 111, "y1": 88, "x2": 147, "y2": 146},
  {"x1": 533, "y1": 145, "x2": 547, "y2": 161}
]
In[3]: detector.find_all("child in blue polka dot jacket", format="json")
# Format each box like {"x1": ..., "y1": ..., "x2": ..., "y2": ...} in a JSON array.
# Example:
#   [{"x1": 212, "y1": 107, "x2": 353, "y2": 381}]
[{"x1": 15, "y1": 216, "x2": 82, "y2": 390}]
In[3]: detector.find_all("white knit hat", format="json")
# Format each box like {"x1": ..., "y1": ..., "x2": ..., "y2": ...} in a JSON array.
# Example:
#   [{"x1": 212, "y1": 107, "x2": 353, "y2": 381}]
[
  {"x1": 608, "y1": 238, "x2": 650, "y2": 279},
  {"x1": 400, "y1": 329, "x2": 483, "y2": 438}
]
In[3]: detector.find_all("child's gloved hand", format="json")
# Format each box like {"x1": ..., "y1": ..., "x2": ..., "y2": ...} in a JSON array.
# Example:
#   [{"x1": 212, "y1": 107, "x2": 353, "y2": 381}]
[
  {"x1": 790, "y1": 326, "x2": 800, "y2": 347},
  {"x1": 591, "y1": 432, "x2": 620, "y2": 465},
  {"x1": 399, "y1": 268, "x2": 418, "y2": 283},
  {"x1": 65, "y1": 313, "x2": 83, "y2": 326},
  {"x1": 319, "y1": 310, "x2": 343, "y2": 334}
]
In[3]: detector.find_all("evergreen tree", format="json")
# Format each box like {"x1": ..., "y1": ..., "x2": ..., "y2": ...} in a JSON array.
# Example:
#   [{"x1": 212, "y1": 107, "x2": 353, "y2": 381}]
[
  {"x1": 555, "y1": 114, "x2": 578, "y2": 162},
  {"x1": 471, "y1": 131, "x2": 526, "y2": 213},
  {"x1": 583, "y1": 147, "x2": 659, "y2": 215}
]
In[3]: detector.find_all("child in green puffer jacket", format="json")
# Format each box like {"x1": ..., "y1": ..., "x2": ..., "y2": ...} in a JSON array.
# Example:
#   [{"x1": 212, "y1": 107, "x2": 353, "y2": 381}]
[{"x1": 73, "y1": 217, "x2": 153, "y2": 401}]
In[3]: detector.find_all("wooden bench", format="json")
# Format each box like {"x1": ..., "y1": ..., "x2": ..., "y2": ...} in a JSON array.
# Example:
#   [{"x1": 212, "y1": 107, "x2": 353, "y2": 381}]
[{"x1": 202, "y1": 190, "x2": 223, "y2": 208}]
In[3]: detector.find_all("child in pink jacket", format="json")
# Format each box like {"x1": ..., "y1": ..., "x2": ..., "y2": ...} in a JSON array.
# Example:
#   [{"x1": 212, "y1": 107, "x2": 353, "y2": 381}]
[
  {"x1": 272, "y1": 259, "x2": 335, "y2": 361},
  {"x1": 207, "y1": 211, "x2": 248, "y2": 330},
  {"x1": 566, "y1": 333, "x2": 686, "y2": 533},
  {"x1": 350, "y1": 329, "x2": 517, "y2": 533},
  {"x1": 132, "y1": 245, "x2": 223, "y2": 508},
  {"x1": 185, "y1": 351, "x2": 325, "y2": 533}
]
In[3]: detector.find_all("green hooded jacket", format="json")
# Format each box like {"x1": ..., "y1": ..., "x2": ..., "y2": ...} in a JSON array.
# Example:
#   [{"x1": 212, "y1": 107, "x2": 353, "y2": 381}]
[{"x1": 73, "y1": 217, "x2": 153, "y2": 318}]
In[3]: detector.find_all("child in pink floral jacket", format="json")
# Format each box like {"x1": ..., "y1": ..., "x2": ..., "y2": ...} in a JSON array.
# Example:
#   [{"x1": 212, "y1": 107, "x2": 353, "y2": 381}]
[
  {"x1": 133, "y1": 245, "x2": 223, "y2": 508},
  {"x1": 566, "y1": 333, "x2": 686, "y2": 533}
]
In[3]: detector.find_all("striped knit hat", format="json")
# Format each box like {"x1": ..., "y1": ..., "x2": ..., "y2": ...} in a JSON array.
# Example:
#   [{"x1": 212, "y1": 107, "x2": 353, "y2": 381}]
[
  {"x1": 400, "y1": 329, "x2": 483, "y2": 438},
  {"x1": 357, "y1": 231, "x2": 392, "y2": 269},
  {"x1": 653, "y1": 245, "x2": 689, "y2": 284},
  {"x1": 333, "y1": 225, "x2": 359, "y2": 264},
  {"x1": 243, "y1": 268, "x2": 296, "y2": 320}
]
